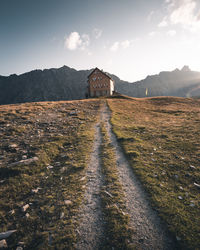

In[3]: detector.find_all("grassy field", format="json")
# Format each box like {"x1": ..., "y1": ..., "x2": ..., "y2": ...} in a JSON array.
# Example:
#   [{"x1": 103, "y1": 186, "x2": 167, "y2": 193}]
[
  {"x1": 108, "y1": 96, "x2": 200, "y2": 249},
  {"x1": 0, "y1": 96, "x2": 199, "y2": 249},
  {"x1": 0, "y1": 100, "x2": 101, "y2": 249}
]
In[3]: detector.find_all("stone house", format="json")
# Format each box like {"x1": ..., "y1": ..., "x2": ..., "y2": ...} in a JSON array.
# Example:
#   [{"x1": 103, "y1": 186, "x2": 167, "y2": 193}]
[{"x1": 87, "y1": 68, "x2": 114, "y2": 97}]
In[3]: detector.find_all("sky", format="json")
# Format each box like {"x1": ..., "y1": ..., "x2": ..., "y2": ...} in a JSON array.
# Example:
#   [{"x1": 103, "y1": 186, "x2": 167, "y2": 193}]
[{"x1": 0, "y1": 0, "x2": 200, "y2": 82}]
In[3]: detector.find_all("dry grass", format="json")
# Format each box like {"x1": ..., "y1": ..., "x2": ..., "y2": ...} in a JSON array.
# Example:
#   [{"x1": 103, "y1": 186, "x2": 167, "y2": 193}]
[
  {"x1": 108, "y1": 96, "x2": 200, "y2": 249},
  {"x1": 0, "y1": 99, "x2": 101, "y2": 249}
]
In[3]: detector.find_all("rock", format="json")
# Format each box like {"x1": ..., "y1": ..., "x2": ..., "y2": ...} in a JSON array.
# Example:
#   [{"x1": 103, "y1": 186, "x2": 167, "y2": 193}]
[
  {"x1": 31, "y1": 187, "x2": 41, "y2": 193},
  {"x1": 190, "y1": 165, "x2": 196, "y2": 169},
  {"x1": 64, "y1": 200, "x2": 72, "y2": 206},
  {"x1": 55, "y1": 162, "x2": 61, "y2": 167},
  {"x1": 22, "y1": 204, "x2": 29, "y2": 212},
  {"x1": 0, "y1": 230, "x2": 16, "y2": 240},
  {"x1": 10, "y1": 144, "x2": 18, "y2": 148},
  {"x1": 47, "y1": 165, "x2": 54, "y2": 169},
  {"x1": 25, "y1": 213, "x2": 30, "y2": 218},
  {"x1": 153, "y1": 148, "x2": 157, "y2": 151},
  {"x1": 104, "y1": 190, "x2": 113, "y2": 198},
  {"x1": 80, "y1": 176, "x2": 86, "y2": 181},
  {"x1": 60, "y1": 167, "x2": 67, "y2": 173},
  {"x1": 9, "y1": 157, "x2": 39, "y2": 167},
  {"x1": 9, "y1": 210, "x2": 15, "y2": 215},
  {"x1": 16, "y1": 247, "x2": 23, "y2": 250},
  {"x1": 69, "y1": 111, "x2": 75, "y2": 116},
  {"x1": 0, "y1": 239, "x2": 7, "y2": 248},
  {"x1": 60, "y1": 212, "x2": 64, "y2": 219},
  {"x1": 194, "y1": 182, "x2": 200, "y2": 188}
]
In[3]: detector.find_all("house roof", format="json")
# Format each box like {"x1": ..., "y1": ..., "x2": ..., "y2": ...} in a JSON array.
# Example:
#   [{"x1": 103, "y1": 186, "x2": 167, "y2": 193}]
[{"x1": 87, "y1": 67, "x2": 113, "y2": 80}]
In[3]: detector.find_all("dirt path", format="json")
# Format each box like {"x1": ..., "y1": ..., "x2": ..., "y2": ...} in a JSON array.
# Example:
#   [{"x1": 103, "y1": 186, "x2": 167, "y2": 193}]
[
  {"x1": 75, "y1": 122, "x2": 105, "y2": 250},
  {"x1": 76, "y1": 103, "x2": 176, "y2": 250},
  {"x1": 102, "y1": 103, "x2": 177, "y2": 250}
]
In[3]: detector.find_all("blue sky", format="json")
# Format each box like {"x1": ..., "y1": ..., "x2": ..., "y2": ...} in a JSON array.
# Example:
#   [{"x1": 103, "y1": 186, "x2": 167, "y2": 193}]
[{"x1": 1, "y1": 0, "x2": 200, "y2": 81}]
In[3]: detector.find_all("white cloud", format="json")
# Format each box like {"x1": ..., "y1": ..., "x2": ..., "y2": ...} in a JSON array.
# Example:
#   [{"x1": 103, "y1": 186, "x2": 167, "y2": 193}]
[
  {"x1": 65, "y1": 32, "x2": 90, "y2": 51},
  {"x1": 149, "y1": 31, "x2": 156, "y2": 37},
  {"x1": 159, "y1": 0, "x2": 200, "y2": 31},
  {"x1": 121, "y1": 40, "x2": 131, "y2": 49},
  {"x1": 93, "y1": 28, "x2": 102, "y2": 39},
  {"x1": 158, "y1": 18, "x2": 168, "y2": 27},
  {"x1": 147, "y1": 11, "x2": 155, "y2": 22},
  {"x1": 81, "y1": 34, "x2": 90, "y2": 50},
  {"x1": 65, "y1": 32, "x2": 82, "y2": 50},
  {"x1": 167, "y1": 29, "x2": 177, "y2": 36},
  {"x1": 110, "y1": 40, "x2": 133, "y2": 51},
  {"x1": 110, "y1": 42, "x2": 119, "y2": 51}
]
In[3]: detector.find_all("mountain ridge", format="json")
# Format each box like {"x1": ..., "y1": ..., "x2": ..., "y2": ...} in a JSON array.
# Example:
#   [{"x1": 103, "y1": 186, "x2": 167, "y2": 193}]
[{"x1": 0, "y1": 65, "x2": 200, "y2": 105}]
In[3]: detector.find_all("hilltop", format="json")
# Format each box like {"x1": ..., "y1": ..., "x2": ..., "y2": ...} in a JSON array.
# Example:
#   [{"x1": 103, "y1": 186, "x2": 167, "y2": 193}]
[
  {"x1": 0, "y1": 66, "x2": 200, "y2": 105},
  {"x1": 0, "y1": 97, "x2": 199, "y2": 249}
]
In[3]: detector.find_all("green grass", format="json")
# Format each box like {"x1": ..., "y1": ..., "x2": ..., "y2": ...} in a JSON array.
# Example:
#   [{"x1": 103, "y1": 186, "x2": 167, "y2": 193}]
[
  {"x1": 0, "y1": 100, "x2": 101, "y2": 249},
  {"x1": 100, "y1": 123, "x2": 135, "y2": 249},
  {"x1": 108, "y1": 97, "x2": 200, "y2": 250}
]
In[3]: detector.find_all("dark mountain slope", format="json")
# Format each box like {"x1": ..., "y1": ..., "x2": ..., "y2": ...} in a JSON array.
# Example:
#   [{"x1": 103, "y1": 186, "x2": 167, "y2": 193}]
[
  {"x1": 113, "y1": 66, "x2": 200, "y2": 98},
  {"x1": 0, "y1": 66, "x2": 91, "y2": 105},
  {"x1": 0, "y1": 65, "x2": 200, "y2": 105}
]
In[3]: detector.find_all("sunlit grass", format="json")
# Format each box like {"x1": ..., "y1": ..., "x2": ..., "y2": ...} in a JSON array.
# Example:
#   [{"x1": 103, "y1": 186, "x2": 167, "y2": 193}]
[{"x1": 108, "y1": 96, "x2": 200, "y2": 249}]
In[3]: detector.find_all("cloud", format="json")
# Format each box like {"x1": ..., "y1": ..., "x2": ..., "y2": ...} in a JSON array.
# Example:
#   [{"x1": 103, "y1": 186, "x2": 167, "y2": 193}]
[
  {"x1": 167, "y1": 29, "x2": 177, "y2": 36},
  {"x1": 121, "y1": 40, "x2": 131, "y2": 49},
  {"x1": 159, "y1": 0, "x2": 200, "y2": 31},
  {"x1": 65, "y1": 32, "x2": 82, "y2": 50},
  {"x1": 81, "y1": 34, "x2": 90, "y2": 50},
  {"x1": 93, "y1": 28, "x2": 102, "y2": 39},
  {"x1": 149, "y1": 31, "x2": 156, "y2": 37},
  {"x1": 158, "y1": 18, "x2": 168, "y2": 27},
  {"x1": 110, "y1": 40, "x2": 133, "y2": 51},
  {"x1": 147, "y1": 11, "x2": 155, "y2": 22},
  {"x1": 110, "y1": 42, "x2": 119, "y2": 51},
  {"x1": 65, "y1": 32, "x2": 90, "y2": 51}
]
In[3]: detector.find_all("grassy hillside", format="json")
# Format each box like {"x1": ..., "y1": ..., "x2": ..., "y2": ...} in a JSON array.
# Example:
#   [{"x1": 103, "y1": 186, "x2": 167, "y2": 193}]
[
  {"x1": 0, "y1": 100, "x2": 101, "y2": 248},
  {"x1": 108, "y1": 96, "x2": 200, "y2": 249},
  {"x1": 0, "y1": 96, "x2": 199, "y2": 249}
]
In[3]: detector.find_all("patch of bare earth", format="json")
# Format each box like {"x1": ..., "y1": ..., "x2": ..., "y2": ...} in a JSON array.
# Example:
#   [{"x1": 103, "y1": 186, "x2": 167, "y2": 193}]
[
  {"x1": 76, "y1": 122, "x2": 105, "y2": 249},
  {"x1": 102, "y1": 103, "x2": 177, "y2": 250}
]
